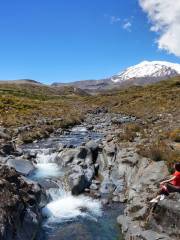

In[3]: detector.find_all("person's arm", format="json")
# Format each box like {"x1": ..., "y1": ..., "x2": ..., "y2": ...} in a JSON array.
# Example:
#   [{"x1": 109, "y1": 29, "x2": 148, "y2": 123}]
[{"x1": 160, "y1": 176, "x2": 176, "y2": 185}]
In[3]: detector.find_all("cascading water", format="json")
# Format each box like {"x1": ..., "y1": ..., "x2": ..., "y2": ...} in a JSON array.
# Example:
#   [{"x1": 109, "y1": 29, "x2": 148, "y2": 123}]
[
  {"x1": 33, "y1": 151, "x2": 62, "y2": 179},
  {"x1": 32, "y1": 148, "x2": 102, "y2": 225},
  {"x1": 23, "y1": 125, "x2": 123, "y2": 240},
  {"x1": 43, "y1": 191, "x2": 102, "y2": 224}
]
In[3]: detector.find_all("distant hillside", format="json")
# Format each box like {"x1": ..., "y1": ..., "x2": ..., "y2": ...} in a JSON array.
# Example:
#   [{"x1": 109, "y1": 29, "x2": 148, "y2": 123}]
[
  {"x1": 0, "y1": 81, "x2": 89, "y2": 99},
  {"x1": 52, "y1": 78, "x2": 114, "y2": 92},
  {"x1": 52, "y1": 61, "x2": 180, "y2": 92},
  {"x1": 0, "y1": 79, "x2": 42, "y2": 85}
]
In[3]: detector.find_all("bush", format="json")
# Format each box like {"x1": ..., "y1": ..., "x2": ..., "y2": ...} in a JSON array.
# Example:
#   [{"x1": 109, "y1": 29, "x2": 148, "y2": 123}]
[
  {"x1": 118, "y1": 123, "x2": 141, "y2": 142},
  {"x1": 169, "y1": 129, "x2": 180, "y2": 142},
  {"x1": 137, "y1": 140, "x2": 180, "y2": 170}
]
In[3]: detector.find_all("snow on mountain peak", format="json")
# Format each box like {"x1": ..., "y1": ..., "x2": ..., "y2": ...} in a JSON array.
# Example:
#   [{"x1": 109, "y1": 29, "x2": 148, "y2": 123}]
[{"x1": 112, "y1": 61, "x2": 180, "y2": 83}]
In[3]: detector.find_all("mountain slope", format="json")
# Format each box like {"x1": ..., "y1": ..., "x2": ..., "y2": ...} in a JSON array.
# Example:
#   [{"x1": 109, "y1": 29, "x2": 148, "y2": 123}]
[
  {"x1": 52, "y1": 79, "x2": 113, "y2": 91},
  {"x1": 111, "y1": 61, "x2": 180, "y2": 83},
  {"x1": 52, "y1": 61, "x2": 180, "y2": 92}
]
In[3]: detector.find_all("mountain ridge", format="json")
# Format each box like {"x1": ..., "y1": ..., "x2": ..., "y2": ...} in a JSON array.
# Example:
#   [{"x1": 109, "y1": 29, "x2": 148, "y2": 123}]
[
  {"x1": 112, "y1": 60, "x2": 180, "y2": 83},
  {"x1": 52, "y1": 60, "x2": 180, "y2": 92}
]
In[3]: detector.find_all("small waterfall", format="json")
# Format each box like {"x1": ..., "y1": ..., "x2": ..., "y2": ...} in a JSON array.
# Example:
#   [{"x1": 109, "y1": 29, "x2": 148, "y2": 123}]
[
  {"x1": 32, "y1": 148, "x2": 102, "y2": 225},
  {"x1": 24, "y1": 122, "x2": 123, "y2": 240},
  {"x1": 42, "y1": 191, "x2": 102, "y2": 224},
  {"x1": 32, "y1": 150, "x2": 62, "y2": 179}
]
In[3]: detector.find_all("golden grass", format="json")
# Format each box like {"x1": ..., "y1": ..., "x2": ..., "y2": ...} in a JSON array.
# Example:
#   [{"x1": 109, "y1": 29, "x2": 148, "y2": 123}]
[{"x1": 0, "y1": 76, "x2": 180, "y2": 146}]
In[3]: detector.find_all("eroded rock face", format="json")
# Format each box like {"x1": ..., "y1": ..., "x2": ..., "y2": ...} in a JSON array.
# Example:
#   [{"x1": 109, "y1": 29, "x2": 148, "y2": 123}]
[
  {"x1": 114, "y1": 145, "x2": 180, "y2": 240},
  {"x1": 57, "y1": 142, "x2": 99, "y2": 195},
  {"x1": 152, "y1": 196, "x2": 180, "y2": 238},
  {"x1": 0, "y1": 165, "x2": 46, "y2": 240}
]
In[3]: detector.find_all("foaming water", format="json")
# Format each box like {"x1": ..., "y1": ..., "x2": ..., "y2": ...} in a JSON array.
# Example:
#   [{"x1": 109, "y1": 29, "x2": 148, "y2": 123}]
[
  {"x1": 36, "y1": 152, "x2": 57, "y2": 164},
  {"x1": 34, "y1": 150, "x2": 102, "y2": 224},
  {"x1": 71, "y1": 126, "x2": 88, "y2": 132},
  {"x1": 33, "y1": 152, "x2": 62, "y2": 179},
  {"x1": 24, "y1": 125, "x2": 124, "y2": 240},
  {"x1": 42, "y1": 190, "x2": 102, "y2": 224}
]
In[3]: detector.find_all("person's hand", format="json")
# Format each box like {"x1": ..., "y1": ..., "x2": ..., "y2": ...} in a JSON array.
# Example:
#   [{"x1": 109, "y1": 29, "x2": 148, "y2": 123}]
[{"x1": 160, "y1": 181, "x2": 165, "y2": 186}]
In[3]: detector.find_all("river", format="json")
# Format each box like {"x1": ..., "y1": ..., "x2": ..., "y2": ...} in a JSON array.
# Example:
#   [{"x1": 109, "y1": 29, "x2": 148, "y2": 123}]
[{"x1": 22, "y1": 125, "x2": 124, "y2": 240}]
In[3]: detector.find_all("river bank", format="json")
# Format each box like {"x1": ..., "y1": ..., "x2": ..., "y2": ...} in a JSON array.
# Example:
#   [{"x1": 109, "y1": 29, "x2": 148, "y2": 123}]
[{"x1": 0, "y1": 110, "x2": 180, "y2": 240}]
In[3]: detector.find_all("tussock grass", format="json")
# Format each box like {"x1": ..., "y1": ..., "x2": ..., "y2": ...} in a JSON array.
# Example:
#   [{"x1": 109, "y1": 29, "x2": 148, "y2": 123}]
[
  {"x1": 137, "y1": 140, "x2": 180, "y2": 170},
  {"x1": 0, "y1": 76, "x2": 180, "y2": 146}
]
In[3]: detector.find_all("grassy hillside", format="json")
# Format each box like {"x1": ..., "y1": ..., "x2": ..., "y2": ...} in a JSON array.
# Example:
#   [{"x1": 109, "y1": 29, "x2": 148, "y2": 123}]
[
  {"x1": 0, "y1": 82, "x2": 88, "y2": 143},
  {"x1": 0, "y1": 77, "x2": 180, "y2": 152},
  {"x1": 87, "y1": 76, "x2": 180, "y2": 169},
  {"x1": 86, "y1": 76, "x2": 180, "y2": 119}
]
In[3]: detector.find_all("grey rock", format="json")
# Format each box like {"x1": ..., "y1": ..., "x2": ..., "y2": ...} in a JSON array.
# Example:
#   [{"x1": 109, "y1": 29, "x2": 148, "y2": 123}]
[
  {"x1": 106, "y1": 135, "x2": 113, "y2": 142},
  {"x1": 101, "y1": 198, "x2": 109, "y2": 205},
  {"x1": 112, "y1": 196, "x2": 120, "y2": 202},
  {"x1": 68, "y1": 166, "x2": 87, "y2": 195},
  {"x1": 0, "y1": 130, "x2": 11, "y2": 140},
  {"x1": 84, "y1": 167, "x2": 95, "y2": 183},
  {"x1": 117, "y1": 215, "x2": 171, "y2": 240},
  {"x1": 100, "y1": 179, "x2": 116, "y2": 194},
  {"x1": 152, "y1": 199, "x2": 180, "y2": 236},
  {"x1": 90, "y1": 183, "x2": 99, "y2": 190},
  {"x1": 92, "y1": 179, "x2": 100, "y2": 185},
  {"x1": 93, "y1": 192, "x2": 101, "y2": 198},
  {"x1": 6, "y1": 158, "x2": 35, "y2": 176},
  {"x1": 0, "y1": 165, "x2": 44, "y2": 240},
  {"x1": 85, "y1": 140, "x2": 99, "y2": 152},
  {"x1": 0, "y1": 143, "x2": 15, "y2": 156}
]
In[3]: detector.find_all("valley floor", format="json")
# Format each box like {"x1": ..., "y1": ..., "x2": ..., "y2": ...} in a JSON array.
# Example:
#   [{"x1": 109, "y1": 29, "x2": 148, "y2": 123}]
[{"x1": 0, "y1": 77, "x2": 180, "y2": 239}]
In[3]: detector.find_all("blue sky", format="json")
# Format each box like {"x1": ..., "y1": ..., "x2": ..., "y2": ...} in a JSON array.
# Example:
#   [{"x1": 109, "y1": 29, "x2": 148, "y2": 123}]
[{"x1": 0, "y1": 0, "x2": 179, "y2": 84}]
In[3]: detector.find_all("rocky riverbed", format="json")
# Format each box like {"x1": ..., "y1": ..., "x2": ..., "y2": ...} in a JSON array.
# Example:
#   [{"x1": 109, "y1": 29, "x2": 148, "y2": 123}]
[{"x1": 0, "y1": 109, "x2": 180, "y2": 240}]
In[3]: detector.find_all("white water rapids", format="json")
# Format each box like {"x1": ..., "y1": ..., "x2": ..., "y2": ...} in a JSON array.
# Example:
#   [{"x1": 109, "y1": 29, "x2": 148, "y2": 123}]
[{"x1": 33, "y1": 150, "x2": 102, "y2": 225}]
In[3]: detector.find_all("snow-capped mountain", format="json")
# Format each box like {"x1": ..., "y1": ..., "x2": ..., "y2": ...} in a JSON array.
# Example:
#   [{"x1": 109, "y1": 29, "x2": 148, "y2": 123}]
[
  {"x1": 111, "y1": 61, "x2": 180, "y2": 83},
  {"x1": 52, "y1": 60, "x2": 180, "y2": 92}
]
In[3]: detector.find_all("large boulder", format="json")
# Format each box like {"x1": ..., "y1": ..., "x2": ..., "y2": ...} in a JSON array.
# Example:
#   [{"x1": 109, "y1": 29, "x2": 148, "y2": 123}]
[
  {"x1": 6, "y1": 158, "x2": 35, "y2": 176},
  {"x1": 0, "y1": 165, "x2": 46, "y2": 240},
  {"x1": 68, "y1": 165, "x2": 95, "y2": 195},
  {"x1": 57, "y1": 147, "x2": 93, "y2": 167},
  {"x1": 152, "y1": 196, "x2": 180, "y2": 238},
  {"x1": 68, "y1": 166, "x2": 87, "y2": 195},
  {"x1": 115, "y1": 145, "x2": 177, "y2": 240},
  {"x1": 117, "y1": 215, "x2": 171, "y2": 240},
  {"x1": 57, "y1": 145, "x2": 98, "y2": 195}
]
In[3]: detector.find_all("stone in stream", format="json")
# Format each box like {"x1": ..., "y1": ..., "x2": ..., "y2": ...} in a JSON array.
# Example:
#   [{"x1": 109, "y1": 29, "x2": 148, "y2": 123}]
[
  {"x1": 68, "y1": 165, "x2": 87, "y2": 195},
  {"x1": 85, "y1": 140, "x2": 99, "y2": 152},
  {"x1": 85, "y1": 140, "x2": 99, "y2": 163},
  {"x1": 57, "y1": 143, "x2": 100, "y2": 195},
  {"x1": 57, "y1": 147, "x2": 93, "y2": 166},
  {"x1": 48, "y1": 222, "x2": 92, "y2": 240},
  {"x1": 25, "y1": 150, "x2": 37, "y2": 159},
  {"x1": 90, "y1": 183, "x2": 99, "y2": 190},
  {"x1": 6, "y1": 158, "x2": 35, "y2": 176},
  {"x1": 68, "y1": 164, "x2": 95, "y2": 195}
]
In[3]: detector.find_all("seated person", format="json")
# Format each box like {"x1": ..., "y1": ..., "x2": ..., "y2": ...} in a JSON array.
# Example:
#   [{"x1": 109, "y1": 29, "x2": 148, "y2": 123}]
[{"x1": 150, "y1": 162, "x2": 180, "y2": 203}]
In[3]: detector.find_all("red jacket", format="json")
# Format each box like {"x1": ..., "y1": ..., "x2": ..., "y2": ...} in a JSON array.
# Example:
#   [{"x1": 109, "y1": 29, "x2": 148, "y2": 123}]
[{"x1": 170, "y1": 171, "x2": 180, "y2": 187}]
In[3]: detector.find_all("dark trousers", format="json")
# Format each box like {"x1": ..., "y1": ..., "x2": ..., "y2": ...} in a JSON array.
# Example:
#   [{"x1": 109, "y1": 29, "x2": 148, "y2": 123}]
[{"x1": 159, "y1": 183, "x2": 180, "y2": 196}]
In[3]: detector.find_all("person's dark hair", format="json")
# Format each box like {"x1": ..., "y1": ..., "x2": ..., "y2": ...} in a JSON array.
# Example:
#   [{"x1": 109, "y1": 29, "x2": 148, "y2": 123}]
[{"x1": 175, "y1": 163, "x2": 180, "y2": 172}]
